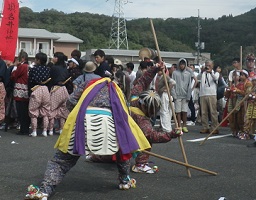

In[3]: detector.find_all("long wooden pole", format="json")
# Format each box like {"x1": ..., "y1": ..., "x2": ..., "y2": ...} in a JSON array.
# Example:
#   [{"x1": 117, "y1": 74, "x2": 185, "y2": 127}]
[
  {"x1": 250, "y1": 100, "x2": 255, "y2": 135},
  {"x1": 200, "y1": 85, "x2": 256, "y2": 145},
  {"x1": 240, "y1": 46, "x2": 243, "y2": 69},
  {"x1": 142, "y1": 150, "x2": 217, "y2": 176},
  {"x1": 150, "y1": 19, "x2": 191, "y2": 178}
]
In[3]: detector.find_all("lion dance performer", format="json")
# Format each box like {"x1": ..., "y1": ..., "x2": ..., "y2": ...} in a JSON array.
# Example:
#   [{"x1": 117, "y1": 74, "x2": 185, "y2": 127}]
[
  {"x1": 130, "y1": 62, "x2": 182, "y2": 174},
  {"x1": 25, "y1": 75, "x2": 152, "y2": 199}
]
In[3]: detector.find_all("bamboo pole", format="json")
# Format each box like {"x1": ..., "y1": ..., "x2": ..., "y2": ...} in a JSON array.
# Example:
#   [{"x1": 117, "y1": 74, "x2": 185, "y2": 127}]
[
  {"x1": 150, "y1": 19, "x2": 191, "y2": 178},
  {"x1": 250, "y1": 101, "x2": 255, "y2": 135},
  {"x1": 240, "y1": 46, "x2": 243, "y2": 69},
  {"x1": 142, "y1": 150, "x2": 217, "y2": 176},
  {"x1": 200, "y1": 85, "x2": 256, "y2": 145}
]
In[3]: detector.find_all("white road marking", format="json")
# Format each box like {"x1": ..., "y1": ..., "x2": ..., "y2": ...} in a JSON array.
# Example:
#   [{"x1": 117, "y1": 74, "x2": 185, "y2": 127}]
[{"x1": 187, "y1": 134, "x2": 232, "y2": 142}]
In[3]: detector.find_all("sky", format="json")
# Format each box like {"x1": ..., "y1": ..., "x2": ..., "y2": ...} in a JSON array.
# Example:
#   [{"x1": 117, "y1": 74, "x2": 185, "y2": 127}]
[{"x1": 1, "y1": 0, "x2": 255, "y2": 20}]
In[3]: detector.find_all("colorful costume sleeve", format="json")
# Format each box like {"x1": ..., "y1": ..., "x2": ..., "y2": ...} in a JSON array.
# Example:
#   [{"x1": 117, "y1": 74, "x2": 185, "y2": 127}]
[{"x1": 131, "y1": 66, "x2": 158, "y2": 96}]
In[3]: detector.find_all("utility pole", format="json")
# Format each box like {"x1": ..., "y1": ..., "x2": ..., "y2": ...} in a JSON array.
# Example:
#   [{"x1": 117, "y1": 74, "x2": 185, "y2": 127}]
[
  {"x1": 196, "y1": 9, "x2": 201, "y2": 64},
  {"x1": 108, "y1": 0, "x2": 129, "y2": 50}
]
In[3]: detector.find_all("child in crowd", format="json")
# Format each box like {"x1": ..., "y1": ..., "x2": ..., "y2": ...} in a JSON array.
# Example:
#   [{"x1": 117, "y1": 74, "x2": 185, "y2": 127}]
[
  {"x1": 239, "y1": 75, "x2": 256, "y2": 140},
  {"x1": 28, "y1": 53, "x2": 51, "y2": 137}
]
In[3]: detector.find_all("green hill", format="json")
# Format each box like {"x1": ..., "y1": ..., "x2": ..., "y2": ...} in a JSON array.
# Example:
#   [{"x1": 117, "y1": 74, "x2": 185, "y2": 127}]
[{"x1": 19, "y1": 7, "x2": 256, "y2": 67}]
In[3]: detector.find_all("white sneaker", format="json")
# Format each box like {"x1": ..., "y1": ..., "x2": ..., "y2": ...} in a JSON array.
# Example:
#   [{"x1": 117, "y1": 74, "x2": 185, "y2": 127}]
[
  {"x1": 42, "y1": 131, "x2": 47, "y2": 137},
  {"x1": 59, "y1": 129, "x2": 62, "y2": 134},
  {"x1": 48, "y1": 130, "x2": 53, "y2": 136},
  {"x1": 132, "y1": 164, "x2": 154, "y2": 174},
  {"x1": 186, "y1": 121, "x2": 195, "y2": 126},
  {"x1": 29, "y1": 131, "x2": 37, "y2": 137}
]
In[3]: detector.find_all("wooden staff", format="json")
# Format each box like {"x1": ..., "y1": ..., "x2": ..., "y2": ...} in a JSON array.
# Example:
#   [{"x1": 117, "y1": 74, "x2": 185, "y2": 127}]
[
  {"x1": 200, "y1": 85, "x2": 256, "y2": 145},
  {"x1": 250, "y1": 102, "x2": 255, "y2": 135},
  {"x1": 240, "y1": 46, "x2": 243, "y2": 69},
  {"x1": 150, "y1": 19, "x2": 191, "y2": 178},
  {"x1": 142, "y1": 150, "x2": 217, "y2": 176},
  {"x1": 249, "y1": 95, "x2": 255, "y2": 135},
  {"x1": 31, "y1": 78, "x2": 52, "y2": 92},
  {"x1": 51, "y1": 77, "x2": 71, "y2": 93}
]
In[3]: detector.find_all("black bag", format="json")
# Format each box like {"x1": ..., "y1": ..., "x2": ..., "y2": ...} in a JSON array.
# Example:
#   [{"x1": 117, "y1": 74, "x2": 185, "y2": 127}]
[{"x1": 217, "y1": 76, "x2": 226, "y2": 100}]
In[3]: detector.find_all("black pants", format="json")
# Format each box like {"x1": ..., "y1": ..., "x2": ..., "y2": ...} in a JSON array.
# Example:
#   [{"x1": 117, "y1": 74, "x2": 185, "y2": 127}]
[
  {"x1": 188, "y1": 96, "x2": 196, "y2": 122},
  {"x1": 16, "y1": 101, "x2": 30, "y2": 134}
]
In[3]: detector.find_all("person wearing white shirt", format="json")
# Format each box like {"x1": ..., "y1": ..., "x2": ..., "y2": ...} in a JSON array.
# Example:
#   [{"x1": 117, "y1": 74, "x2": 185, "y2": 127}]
[
  {"x1": 126, "y1": 62, "x2": 136, "y2": 88},
  {"x1": 228, "y1": 58, "x2": 241, "y2": 87},
  {"x1": 197, "y1": 60, "x2": 220, "y2": 134}
]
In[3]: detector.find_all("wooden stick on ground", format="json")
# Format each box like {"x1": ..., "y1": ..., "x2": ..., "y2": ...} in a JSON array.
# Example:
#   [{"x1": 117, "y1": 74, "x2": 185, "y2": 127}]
[
  {"x1": 150, "y1": 19, "x2": 191, "y2": 178},
  {"x1": 200, "y1": 85, "x2": 256, "y2": 145},
  {"x1": 142, "y1": 150, "x2": 217, "y2": 176}
]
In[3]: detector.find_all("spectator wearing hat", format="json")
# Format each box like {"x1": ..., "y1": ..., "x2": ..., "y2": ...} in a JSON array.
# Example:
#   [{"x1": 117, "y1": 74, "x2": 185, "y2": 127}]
[
  {"x1": 73, "y1": 61, "x2": 101, "y2": 90},
  {"x1": 68, "y1": 57, "x2": 79, "y2": 66},
  {"x1": 94, "y1": 49, "x2": 111, "y2": 78},
  {"x1": 114, "y1": 59, "x2": 122, "y2": 65},
  {"x1": 66, "y1": 57, "x2": 83, "y2": 94},
  {"x1": 71, "y1": 49, "x2": 84, "y2": 71}
]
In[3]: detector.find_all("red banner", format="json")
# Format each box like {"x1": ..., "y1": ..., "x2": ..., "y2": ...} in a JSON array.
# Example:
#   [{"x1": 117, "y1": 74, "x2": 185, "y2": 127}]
[{"x1": 0, "y1": 0, "x2": 19, "y2": 61}]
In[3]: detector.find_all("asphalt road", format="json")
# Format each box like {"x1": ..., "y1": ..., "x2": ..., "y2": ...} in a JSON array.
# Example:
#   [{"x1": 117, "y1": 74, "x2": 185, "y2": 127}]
[{"x1": 1, "y1": 124, "x2": 256, "y2": 200}]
